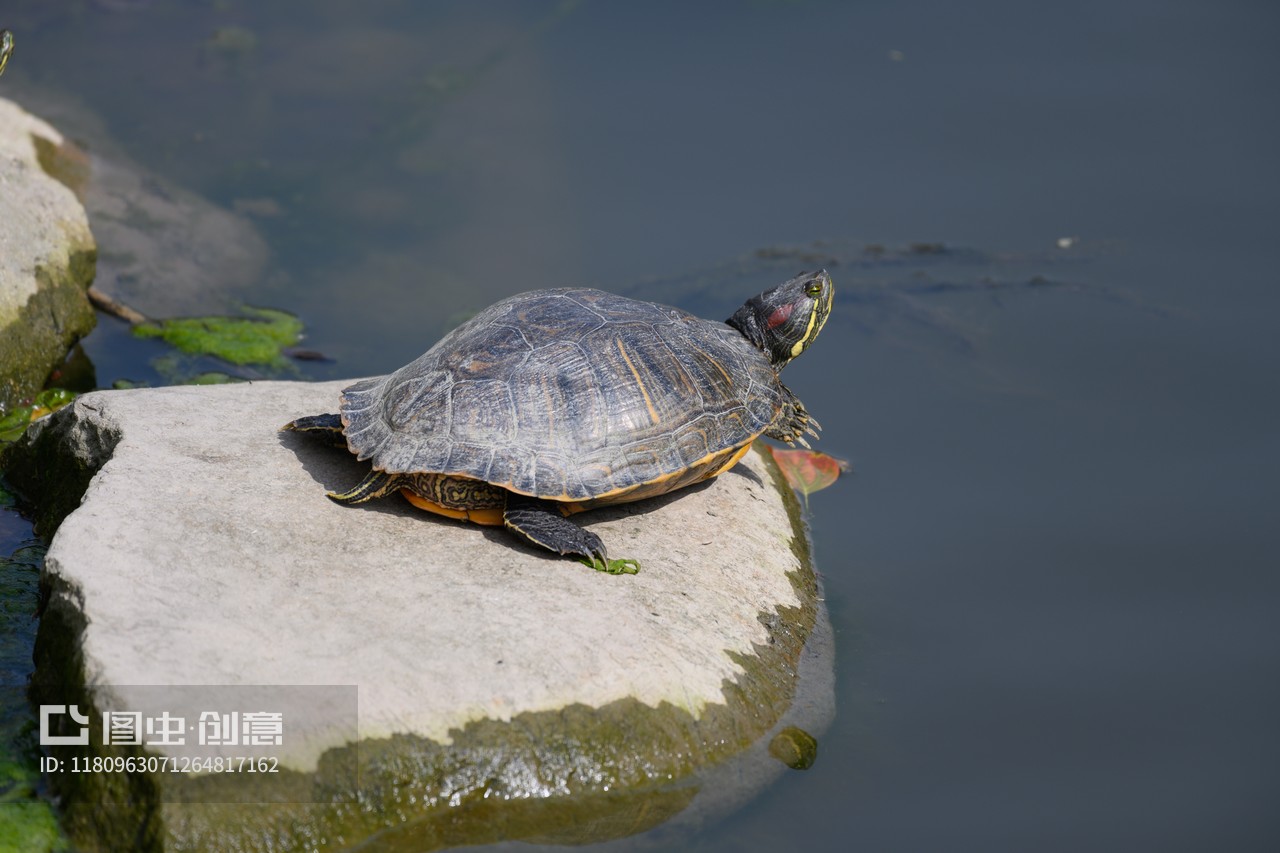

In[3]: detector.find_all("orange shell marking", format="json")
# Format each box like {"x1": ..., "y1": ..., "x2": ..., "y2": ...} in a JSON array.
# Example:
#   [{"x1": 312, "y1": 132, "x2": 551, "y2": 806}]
[{"x1": 400, "y1": 489, "x2": 505, "y2": 526}]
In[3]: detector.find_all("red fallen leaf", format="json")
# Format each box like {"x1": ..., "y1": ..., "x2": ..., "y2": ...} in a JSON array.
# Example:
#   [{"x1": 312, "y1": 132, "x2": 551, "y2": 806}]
[{"x1": 766, "y1": 445, "x2": 849, "y2": 506}]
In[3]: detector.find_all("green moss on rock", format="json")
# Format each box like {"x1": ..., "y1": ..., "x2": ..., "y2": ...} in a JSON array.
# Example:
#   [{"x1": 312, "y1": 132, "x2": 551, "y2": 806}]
[
  {"x1": 31, "y1": 134, "x2": 91, "y2": 201},
  {"x1": 0, "y1": 542, "x2": 70, "y2": 852},
  {"x1": 0, "y1": 254, "x2": 97, "y2": 413},
  {"x1": 0, "y1": 799, "x2": 67, "y2": 852}
]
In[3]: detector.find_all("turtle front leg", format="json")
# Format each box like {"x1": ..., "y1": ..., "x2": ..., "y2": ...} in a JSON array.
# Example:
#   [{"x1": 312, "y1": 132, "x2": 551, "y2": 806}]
[
  {"x1": 766, "y1": 386, "x2": 822, "y2": 448},
  {"x1": 503, "y1": 495, "x2": 639, "y2": 574}
]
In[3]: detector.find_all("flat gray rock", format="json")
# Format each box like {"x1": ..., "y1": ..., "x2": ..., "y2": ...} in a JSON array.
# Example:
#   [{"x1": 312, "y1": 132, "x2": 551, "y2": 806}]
[
  {"x1": 0, "y1": 97, "x2": 96, "y2": 410},
  {"x1": 11, "y1": 379, "x2": 831, "y2": 850}
]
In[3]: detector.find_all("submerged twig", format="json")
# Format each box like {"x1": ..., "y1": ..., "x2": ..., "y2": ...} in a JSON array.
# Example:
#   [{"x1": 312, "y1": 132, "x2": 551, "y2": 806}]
[{"x1": 87, "y1": 286, "x2": 149, "y2": 325}]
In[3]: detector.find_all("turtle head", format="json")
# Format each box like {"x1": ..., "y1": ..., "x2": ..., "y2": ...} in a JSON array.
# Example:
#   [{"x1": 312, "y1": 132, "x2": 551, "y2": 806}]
[{"x1": 727, "y1": 269, "x2": 833, "y2": 369}]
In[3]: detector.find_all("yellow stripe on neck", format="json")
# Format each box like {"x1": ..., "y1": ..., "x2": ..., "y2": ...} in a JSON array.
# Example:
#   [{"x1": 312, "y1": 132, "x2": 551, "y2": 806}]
[{"x1": 789, "y1": 288, "x2": 830, "y2": 359}]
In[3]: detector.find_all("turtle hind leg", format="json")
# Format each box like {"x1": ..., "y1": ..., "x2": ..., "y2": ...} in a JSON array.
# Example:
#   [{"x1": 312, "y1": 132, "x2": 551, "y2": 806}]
[
  {"x1": 283, "y1": 413, "x2": 401, "y2": 505},
  {"x1": 281, "y1": 413, "x2": 348, "y2": 448},
  {"x1": 328, "y1": 470, "x2": 403, "y2": 504},
  {"x1": 503, "y1": 495, "x2": 639, "y2": 575}
]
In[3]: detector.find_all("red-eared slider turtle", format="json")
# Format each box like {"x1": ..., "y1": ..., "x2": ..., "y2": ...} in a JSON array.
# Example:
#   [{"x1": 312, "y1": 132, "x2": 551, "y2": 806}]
[
  {"x1": 284, "y1": 269, "x2": 833, "y2": 573},
  {"x1": 0, "y1": 31, "x2": 14, "y2": 77}
]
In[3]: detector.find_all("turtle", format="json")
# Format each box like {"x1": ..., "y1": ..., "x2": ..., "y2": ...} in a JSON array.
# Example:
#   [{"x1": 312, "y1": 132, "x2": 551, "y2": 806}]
[
  {"x1": 283, "y1": 269, "x2": 833, "y2": 573},
  {"x1": 0, "y1": 30, "x2": 13, "y2": 78}
]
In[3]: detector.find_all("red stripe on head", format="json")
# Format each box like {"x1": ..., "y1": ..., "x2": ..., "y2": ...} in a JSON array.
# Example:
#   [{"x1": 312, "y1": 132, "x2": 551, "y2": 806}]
[{"x1": 766, "y1": 303, "x2": 794, "y2": 329}]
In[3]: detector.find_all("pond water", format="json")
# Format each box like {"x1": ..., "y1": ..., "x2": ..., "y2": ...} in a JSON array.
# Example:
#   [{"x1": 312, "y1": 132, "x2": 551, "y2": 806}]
[{"x1": 2, "y1": 1, "x2": 1278, "y2": 849}]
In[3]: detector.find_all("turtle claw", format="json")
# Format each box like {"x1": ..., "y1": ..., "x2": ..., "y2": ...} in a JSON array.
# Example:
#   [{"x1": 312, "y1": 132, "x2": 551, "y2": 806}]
[
  {"x1": 582, "y1": 540, "x2": 640, "y2": 574},
  {"x1": 575, "y1": 535, "x2": 640, "y2": 574},
  {"x1": 583, "y1": 536, "x2": 608, "y2": 567},
  {"x1": 795, "y1": 407, "x2": 821, "y2": 439},
  {"x1": 766, "y1": 390, "x2": 822, "y2": 448}
]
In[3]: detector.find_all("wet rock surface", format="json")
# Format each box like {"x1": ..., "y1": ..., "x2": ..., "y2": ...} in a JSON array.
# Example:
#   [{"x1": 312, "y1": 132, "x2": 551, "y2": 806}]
[
  {"x1": 0, "y1": 97, "x2": 96, "y2": 411},
  {"x1": 9, "y1": 379, "x2": 831, "y2": 850}
]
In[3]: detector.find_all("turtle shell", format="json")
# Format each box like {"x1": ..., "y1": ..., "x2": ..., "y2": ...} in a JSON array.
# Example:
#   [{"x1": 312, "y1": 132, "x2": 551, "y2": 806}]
[{"x1": 340, "y1": 288, "x2": 787, "y2": 502}]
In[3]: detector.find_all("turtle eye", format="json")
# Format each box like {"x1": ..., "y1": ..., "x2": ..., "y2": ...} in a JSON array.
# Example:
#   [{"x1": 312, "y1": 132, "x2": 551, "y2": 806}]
[{"x1": 804, "y1": 282, "x2": 822, "y2": 297}]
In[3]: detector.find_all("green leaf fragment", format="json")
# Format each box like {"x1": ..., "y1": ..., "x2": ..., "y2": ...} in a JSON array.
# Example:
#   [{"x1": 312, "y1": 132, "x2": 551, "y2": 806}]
[
  {"x1": 0, "y1": 407, "x2": 33, "y2": 443},
  {"x1": 34, "y1": 388, "x2": 75, "y2": 410},
  {"x1": 578, "y1": 556, "x2": 641, "y2": 575},
  {"x1": 0, "y1": 389, "x2": 78, "y2": 443}
]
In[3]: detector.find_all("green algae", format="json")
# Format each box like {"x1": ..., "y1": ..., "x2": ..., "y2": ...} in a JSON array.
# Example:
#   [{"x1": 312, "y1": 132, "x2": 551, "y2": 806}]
[
  {"x1": 0, "y1": 540, "x2": 66, "y2": 852},
  {"x1": 0, "y1": 408, "x2": 32, "y2": 444},
  {"x1": 184, "y1": 372, "x2": 245, "y2": 386},
  {"x1": 206, "y1": 26, "x2": 259, "y2": 56},
  {"x1": 111, "y1": 373, "x2": 243, "y2": 391},
  {"x1": 0, "y1": 256, "x2": 97, "y2": 414},
  {"x1": 31, "y1": 135, "x2": 91, "y2": 201},
  {"x1": 132, "y1": 307, "x2": 303, "y2": 367},
  {"x1": 0, "y1": 799, "x2": 66, "y2": 852},
  {"x1": 768, "y1": 726, "x2": 818, "y2": 770}
]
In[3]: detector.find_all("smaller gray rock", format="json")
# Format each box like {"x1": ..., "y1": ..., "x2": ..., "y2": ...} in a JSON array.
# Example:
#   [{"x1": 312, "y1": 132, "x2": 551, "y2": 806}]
[{"x1": 0, "y1": 97, "x2": 96, "y2": 411}]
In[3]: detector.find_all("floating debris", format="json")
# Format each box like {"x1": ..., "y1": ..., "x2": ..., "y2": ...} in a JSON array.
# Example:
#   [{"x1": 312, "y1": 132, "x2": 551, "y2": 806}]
[
  {"x1": 0, "y1": 389, "x2": 78, "y2": 444},
  {"x1": 766, "y1": 446, "x2": 849, "y2": 507}
]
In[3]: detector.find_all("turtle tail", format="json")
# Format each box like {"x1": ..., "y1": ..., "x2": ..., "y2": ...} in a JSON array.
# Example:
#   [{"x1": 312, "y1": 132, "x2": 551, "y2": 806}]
[
  {"x1": 282, "y1": 413, "x2": 343, "y2": 434},
  {"x1": 328, "y1": 470, "x2": 401, "y2": 505},
  {"x1": 281, "y1": 413, "x2": 348, "y2": 449}
]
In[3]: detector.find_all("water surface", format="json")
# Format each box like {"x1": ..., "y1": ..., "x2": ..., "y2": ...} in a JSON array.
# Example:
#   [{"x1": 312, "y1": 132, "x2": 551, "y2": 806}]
[{"x1": 2, "y1": 1, "x2": 1277, "y2": 849}]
